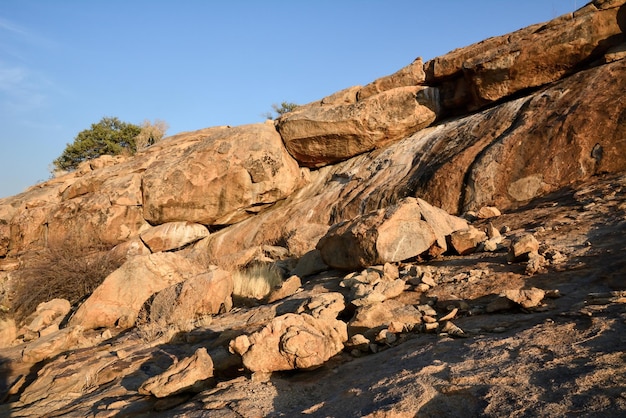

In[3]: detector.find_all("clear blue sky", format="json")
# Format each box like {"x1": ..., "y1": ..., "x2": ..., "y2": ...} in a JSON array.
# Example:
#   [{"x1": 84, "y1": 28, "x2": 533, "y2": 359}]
[{"x1": 0, "y1": 0, "x2": 580, "y2": 198}]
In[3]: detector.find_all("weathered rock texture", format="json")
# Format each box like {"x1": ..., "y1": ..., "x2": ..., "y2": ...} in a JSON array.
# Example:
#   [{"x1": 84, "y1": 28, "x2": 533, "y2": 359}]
[
  {"x1": 426, "y1": 0, "x2": 626, "y2": 111},
  {"x1": 232, "y1": 312, "x2": 348, "y2": 373},
  {"x1": 142, "y1": 122, "x2": 303, "y2": 226},
  {"x1": 1, "y1": 1, "x2": 626, "y2": 416},
  {"x1": 69, "y1": 253, "x2": 230, "y2": 330},
  {"x1": 139, "y1": 347, "x2": 215, "y2": 398},
  {"x1": 277, "y1": 85, "x2": 439, "y2": 167},
  {"x1": 317, "y1": 197, "x2": 467, "y2": 270}
]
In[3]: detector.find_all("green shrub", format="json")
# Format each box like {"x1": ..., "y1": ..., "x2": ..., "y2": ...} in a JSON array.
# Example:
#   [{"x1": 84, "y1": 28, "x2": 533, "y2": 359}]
[
  {"x1": 52, "y1": 117, "x2": 142, "y2": 172},
  {"x1": 263, "y1": 102, "x2": 299, "y2": 120}
]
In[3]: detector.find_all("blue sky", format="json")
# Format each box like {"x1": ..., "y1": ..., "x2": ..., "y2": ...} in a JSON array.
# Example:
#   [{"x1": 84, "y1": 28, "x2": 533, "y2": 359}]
[{"x1": 0, "y1": 0, "x2": 580, "y2": 198}]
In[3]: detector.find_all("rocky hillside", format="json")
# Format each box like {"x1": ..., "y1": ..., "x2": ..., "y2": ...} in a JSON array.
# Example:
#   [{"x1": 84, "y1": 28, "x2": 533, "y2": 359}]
[{"x1": 1, "y1": 1, "x2": 625, "y2": 416}]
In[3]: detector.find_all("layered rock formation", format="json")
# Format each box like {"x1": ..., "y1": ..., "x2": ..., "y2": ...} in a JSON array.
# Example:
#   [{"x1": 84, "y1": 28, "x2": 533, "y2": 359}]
[{"x1": 0, "y1": 1, "x2": 625, "y2": 416}]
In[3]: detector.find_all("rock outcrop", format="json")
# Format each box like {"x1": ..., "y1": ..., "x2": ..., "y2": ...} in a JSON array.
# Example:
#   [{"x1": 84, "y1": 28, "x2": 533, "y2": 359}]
[
  {"x1": 1, "y1": 2, "x2": 625, "y2": 416},
  {"x1": 426, "y1": 0, "x2": 626, "y2": 111}
]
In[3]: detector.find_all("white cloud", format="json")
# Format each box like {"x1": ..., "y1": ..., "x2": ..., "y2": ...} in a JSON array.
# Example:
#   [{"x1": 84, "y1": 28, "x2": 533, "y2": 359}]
[
  {"x1": 0, "y1": 16, "x2": 57, "y2": 50},
  {"x1": 0, "y1": 17, "x2": 29, "y2": 37},
  {"x1": 0, "y1": 65, "x2": 26, "y2": 87},
  {"x1": 0, "y1": 17, "x2": 65, "y2": 112},
  {"x1": 0, "y1": 62, "x2": 47, "y2": 111}
]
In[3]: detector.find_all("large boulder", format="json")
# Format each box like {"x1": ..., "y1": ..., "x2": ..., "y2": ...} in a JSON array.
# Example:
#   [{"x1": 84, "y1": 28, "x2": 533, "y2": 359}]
[
  {"x1": 70, "y1": 252, "x2": 211, "y2": 330},
  {"x1": 150, "y1": 266, "x2": 233, "y2": 327},
  {"x1": 142, "y1": 122, "x2": 303, "y2": 226},
  {"x1": 357, "y1": 57, "x2": 426, "y2": 101},
  {"x1": 231, "y1": 312, "x2": 347, "y2": 373},
  {"x1": 45, "y1": 192, "x2": 148, "y2": 247},
  {"x1": 425, "y1": 0, "x2": 626, "y2": 111},
  {"x1": 277, "y1": 86, "x2": 439, "y2": 167},
  {"x1": 317, "y1": 197, "x2": 466, "y2": 270}
]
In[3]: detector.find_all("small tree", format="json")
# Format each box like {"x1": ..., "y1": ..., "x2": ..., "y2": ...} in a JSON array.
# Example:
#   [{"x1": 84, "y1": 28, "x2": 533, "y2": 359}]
[
  {"x1": 264, "y1": 102, "x2": 299, "y2": 120},
  {"x1": 134, "y1": 119, "x2": 169, "y2": 150},
  {"x1": 53, "y1": 117, "x2": 141, "y2": 171}
]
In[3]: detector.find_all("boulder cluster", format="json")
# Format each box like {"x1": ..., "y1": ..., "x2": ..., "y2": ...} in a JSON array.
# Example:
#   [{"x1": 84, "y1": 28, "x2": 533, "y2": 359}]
[{"x1": 0, "y1": 1, "x2": 625, "y2": 416}]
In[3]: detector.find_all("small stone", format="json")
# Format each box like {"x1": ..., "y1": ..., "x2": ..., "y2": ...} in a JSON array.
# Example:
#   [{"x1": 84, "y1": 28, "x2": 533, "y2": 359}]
[
  {"x1": 416, "y1": 283, "x2": 431, "y2": 292},
  {"x1": 385, "y1": 332, "x2": 397, "y2": 344},
  {"x1": 229, "y1": 334, "x2": 251, "y2": 356},
  {"x1": 376, "y1": 329, "x2": 397, "y2": 344},
  {"x1": 503, "y1": 287, "x2": 546, "y2": 309},
  {"x1": 267, "y1": 275, "x2": 302, "y2": 303},
  {"x1": 476, "y1": 206, "x2": 501, "y2": 219},
  {"x1": 115, "y1": 349, "x2": 129, "y2": 359},
  {"x1": 486, "y1": 223, "x2": 501, "y2": 239},
  {"x1": 439, "y1": 321, "x2": 467, "y2": 338},
  {"x1": 388, "y1": 321, "x2": 406, "y2": 334},
  {"x1": 544, "y1": 248, "x2": 567, "y2": 264},
  {"x1": 449, "y1": 226, "x2": 488, "y2": 255},
  {"x1": 508, "y1": 234, "x2": 540, "y2": 261},
  {"x1": 483, "y1": 237, "x2": 503, "y2": 252},
  {"x1": 383, "y1": 263, "x2": 399, "y2": 280},
  {"x1": 251, "y1": 371, "x2": 272, "y2": 383},
  {"x1": 486, "y1": 296, "x2": 515, "y2": 313},
  {"x1": 417, "y1": 304, "x2": 437, "y2": 316},
  {"x1": 347, "y1": 334, "x2": 370, "y2": 352},
  {"x1": 526, "y1": 251, "x2": 548, "y2": 275},
  {"x1": 424, "y1": 322, "x2": 439, "y2": 332},
  {"x1": 420, "y1": 272, "x2": 437, "y2": 287},
  {"x1": 439, "y1": 308, "x2": 458, "y2": 322}
]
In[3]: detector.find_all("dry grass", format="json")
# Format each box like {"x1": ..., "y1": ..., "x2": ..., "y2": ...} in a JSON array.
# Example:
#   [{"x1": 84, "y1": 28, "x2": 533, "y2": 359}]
[
  {"x1": 12, "y1": 239, "x2": 124, "y2": 324},
  {"x1": 232, "y1": 263, "x2": 283, "y2": 302}
]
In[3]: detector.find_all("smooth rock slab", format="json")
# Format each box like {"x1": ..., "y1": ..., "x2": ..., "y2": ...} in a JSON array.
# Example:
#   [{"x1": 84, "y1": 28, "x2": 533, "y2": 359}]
[
  {"x1": 140, "y1": 221, "x2": 209, "y2": 253},
  {"x1": 139, "y1": 347, "x2": 214, "y2": 398}
]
